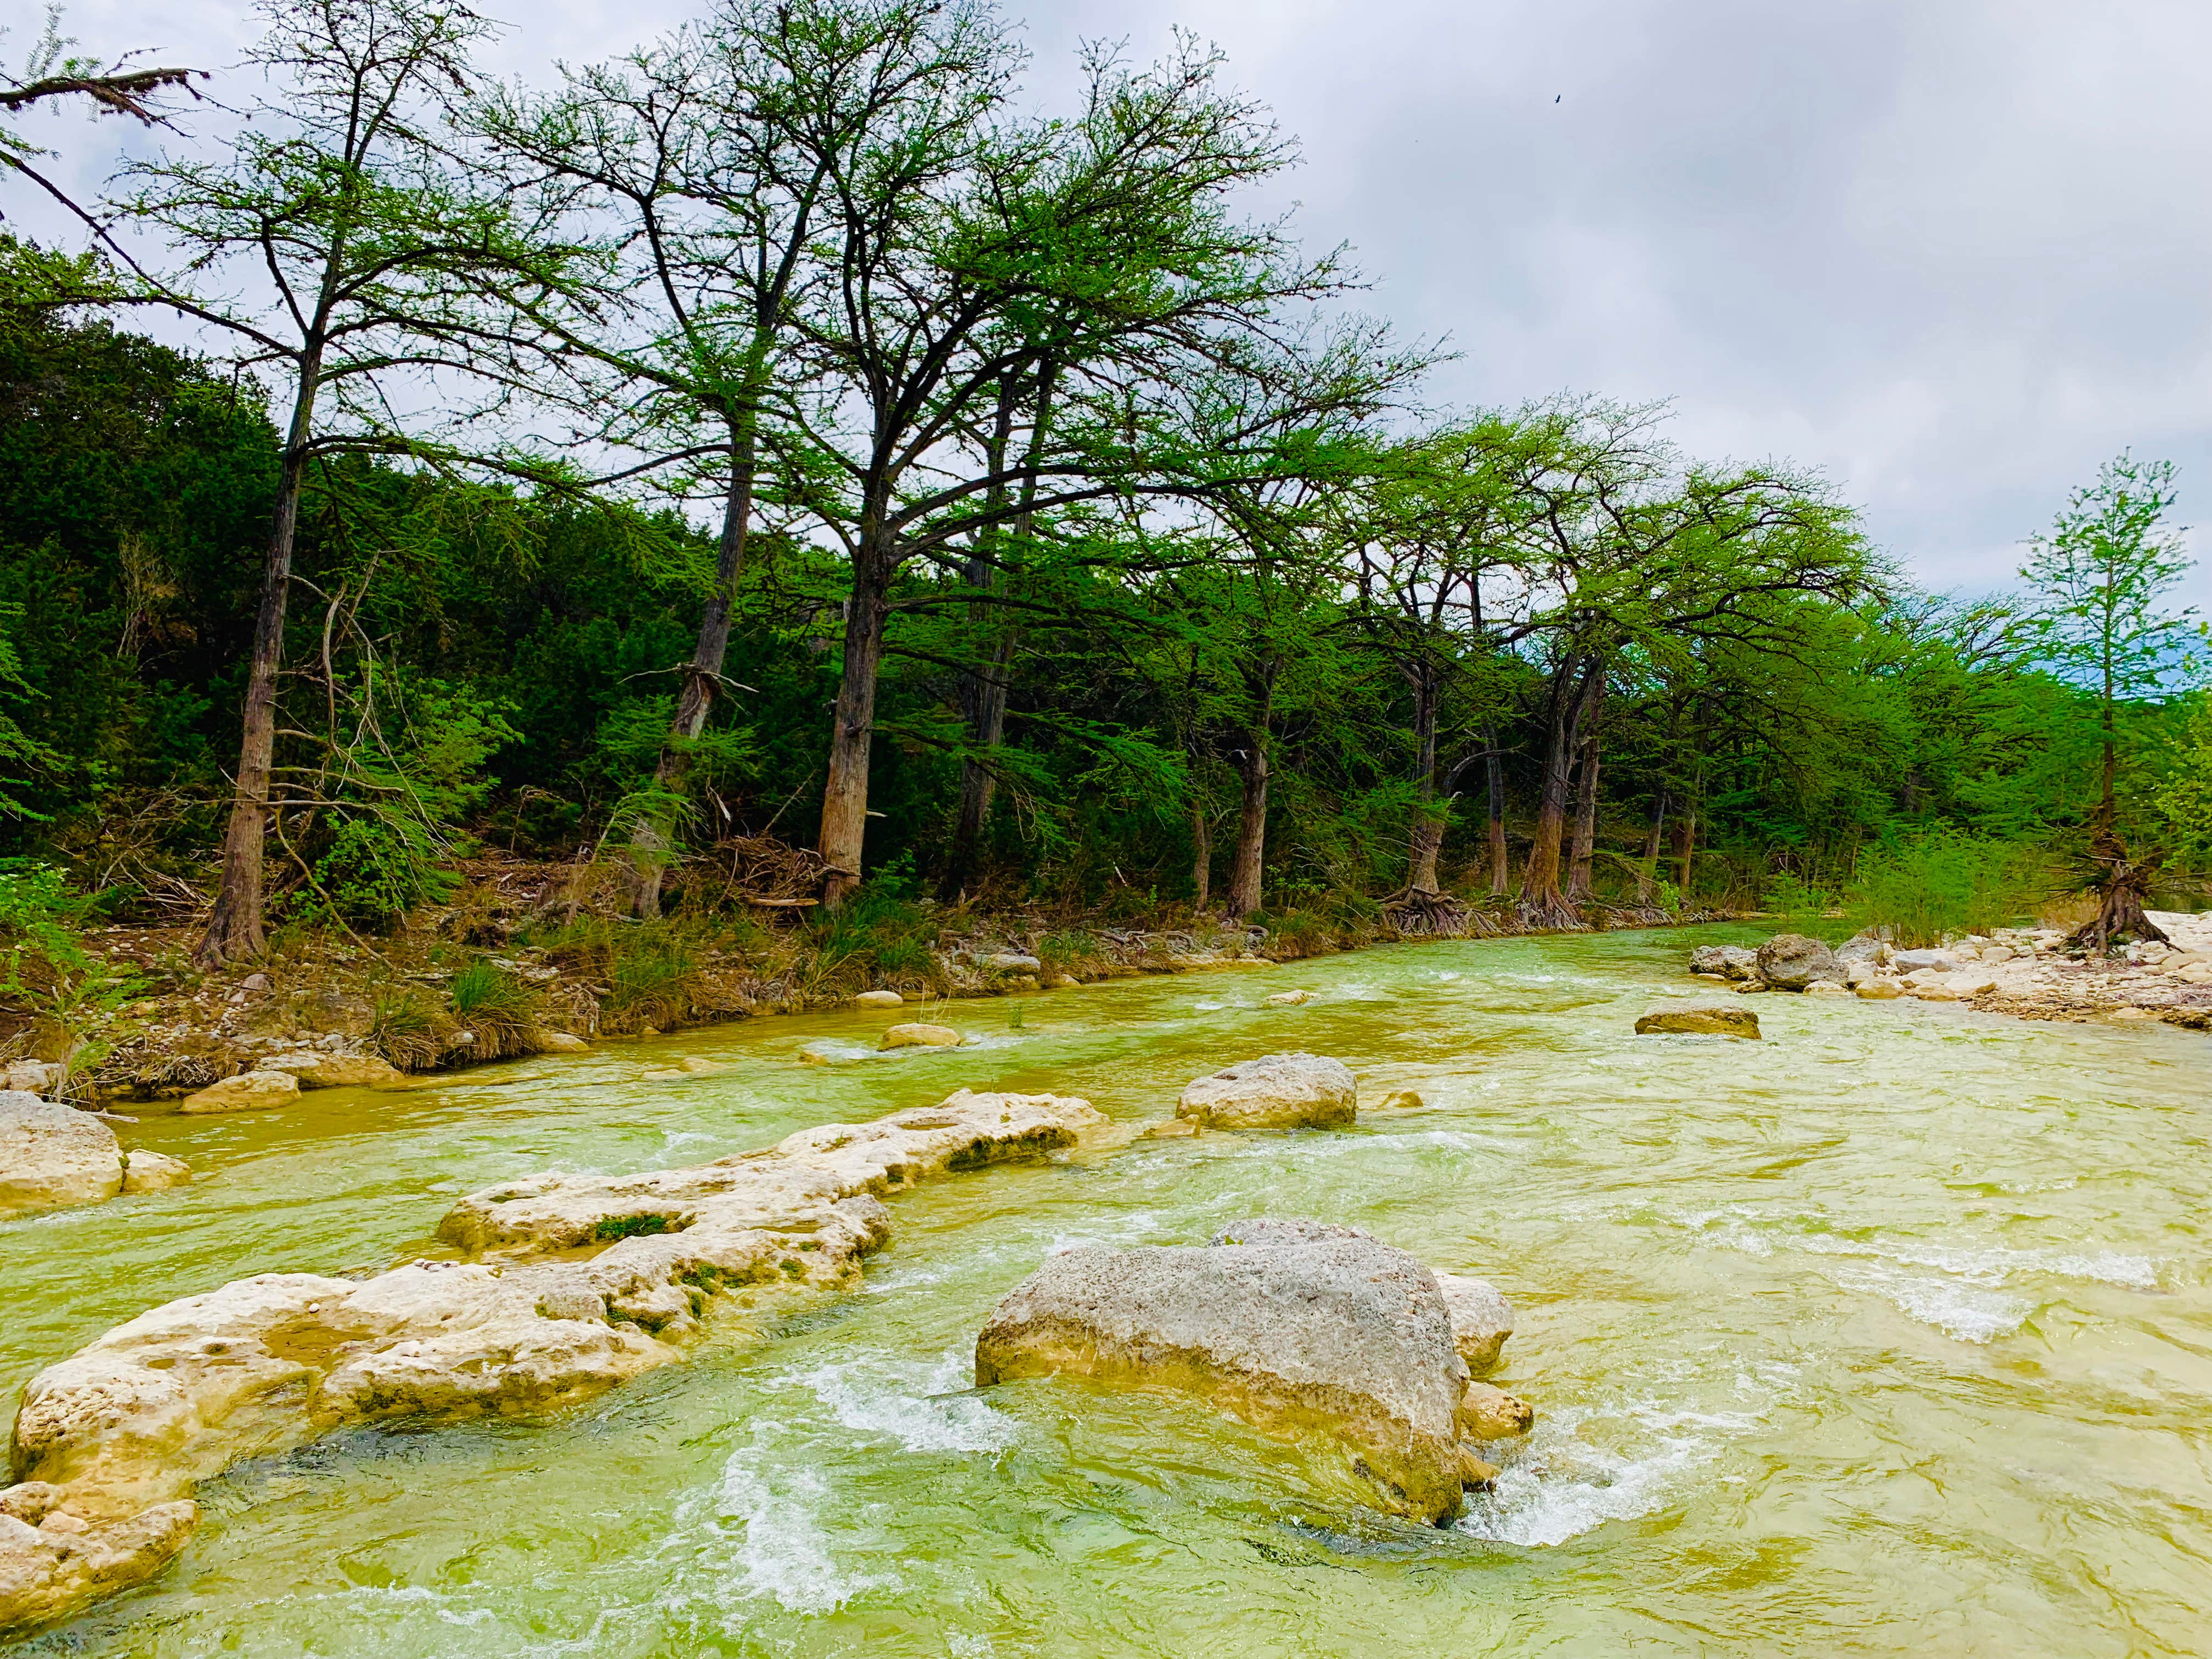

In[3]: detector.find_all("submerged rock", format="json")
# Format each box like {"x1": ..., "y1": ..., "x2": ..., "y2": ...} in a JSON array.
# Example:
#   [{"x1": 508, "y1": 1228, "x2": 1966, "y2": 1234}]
[
  {"x1": 1634, "y1": 1004, "x2": 1762, "y2": 1038},
  {"x1": 1756, "y1": 934, "x2": 1841, "y2": 991},
  {"x1": 0, "y1": 1092, "x2": 123, "y2": 1219},
  {"x1": 1264, "y1": 989, "x2": 1314, "y2": 1006},
  {"x1": 975, "y1": 1219, "x2": 1511, "y2": 1523},
  {"x1": 177, "y1": 1069, "x2": 301, "y2": 1114},
  {"x1": 1857, "y1": 981, "x2": 1904, "y2": 1000},
  {"x1": 1176, "y1": 1052, "x2": 1357, "y2": 1130},
  {"x1": 1377, "y1": 1088, "x2": 1426, "y2": 1110},
  {"x1": 879, "y1": 1023, "x2": 963, "y2": 1050},
  {"x1": 0, "y1": 1088, "x2": 1103, "y2": 1638},
  {"x1": 120, "y1": 1151, "x2": 190, "y2": 1194},
  {"x1": 540, "y1": 1031, "x2": 589, "y2": 1052}
]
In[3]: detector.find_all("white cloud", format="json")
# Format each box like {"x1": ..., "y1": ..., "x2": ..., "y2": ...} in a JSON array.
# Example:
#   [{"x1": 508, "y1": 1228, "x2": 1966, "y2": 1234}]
[{"x1": 14, "y1": 0, "x2": 2210, "y2": 607}]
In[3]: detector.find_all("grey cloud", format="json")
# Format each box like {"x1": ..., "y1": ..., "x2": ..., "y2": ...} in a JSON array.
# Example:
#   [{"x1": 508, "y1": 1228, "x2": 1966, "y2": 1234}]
[{"x1": 24, "y1": 0, "x2": 2211, "y2": 605}]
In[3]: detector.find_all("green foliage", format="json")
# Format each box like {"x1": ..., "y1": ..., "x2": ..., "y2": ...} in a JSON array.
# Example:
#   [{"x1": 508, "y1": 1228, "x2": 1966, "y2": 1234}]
[
  {"x1": 2160, "y1": 696, "x2": 2212, "y2": 854},
  {"x1": 1849, "y1": 830, "x2": 2048, "y2": 947},
  {"x1": 447, "y1": 958, "x2": 543, "y2": 1060},
  {"x1": 592, "y1": 1213, "x2": 673, "y2": 1243}
]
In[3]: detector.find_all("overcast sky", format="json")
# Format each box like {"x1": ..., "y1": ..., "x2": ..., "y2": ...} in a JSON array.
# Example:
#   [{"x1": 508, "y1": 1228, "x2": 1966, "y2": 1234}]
[{"x1": 14, "y1": 0, "x2": 2211, "y2": 607}]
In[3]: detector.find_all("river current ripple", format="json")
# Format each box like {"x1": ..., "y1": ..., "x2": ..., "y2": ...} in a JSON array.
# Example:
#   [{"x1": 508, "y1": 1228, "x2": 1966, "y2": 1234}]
[{"x1": 5, "y1": 924, "x2": 2208, "y2": 1656}]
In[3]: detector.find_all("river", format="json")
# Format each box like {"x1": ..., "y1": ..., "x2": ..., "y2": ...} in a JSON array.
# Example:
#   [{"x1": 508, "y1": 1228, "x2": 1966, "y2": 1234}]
[{"x1": 5, "y1": 925, "x2": 2209, "y2": 1657}]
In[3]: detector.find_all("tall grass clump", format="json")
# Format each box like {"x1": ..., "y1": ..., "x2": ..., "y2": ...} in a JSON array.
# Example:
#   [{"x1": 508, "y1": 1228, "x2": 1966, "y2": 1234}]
[
  {"x1": 370, "y1": 988, "x2": 448, "y2": 1071},
  {"x1": 808, "y1": 889, "x2": 940, "y2": 992},
  {"x1": 605, "y1": 934, "x2": 704, "y2": 1032},
  {"x1": 447, "y1": 960, "x2": 544, "y2": 1060},
  {"x1": 1850, "y1": 830, "x2": 2048, "y2": 946}
]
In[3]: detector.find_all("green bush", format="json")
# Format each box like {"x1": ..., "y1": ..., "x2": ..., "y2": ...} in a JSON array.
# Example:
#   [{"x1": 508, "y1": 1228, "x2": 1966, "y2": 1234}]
[{"x1": 1849, "y1": 830, "x2": 2048, "y2": 946}]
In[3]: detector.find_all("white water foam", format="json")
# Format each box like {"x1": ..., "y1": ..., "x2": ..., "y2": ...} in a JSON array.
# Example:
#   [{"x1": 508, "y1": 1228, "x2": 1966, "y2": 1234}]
[
  {"x1": 1454, "y1": 1407, "x2": 1719, "y2": 1547},
  {"x1": 1675, "y1": 1209, "x2": 2147, "y2": 1340},
  {"x1": 689, "y1": 1440, "x2": 890, "y2": 1616},
  {"x1": 1828, "y1": 1265, "x2": 2028, "y2": 1342},
  {"x1": 794, "y1": 1351, "x2": 1017, "y2": 1455}
]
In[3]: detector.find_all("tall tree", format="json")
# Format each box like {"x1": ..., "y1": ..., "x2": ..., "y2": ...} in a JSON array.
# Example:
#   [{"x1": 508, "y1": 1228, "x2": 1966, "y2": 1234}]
[
  {"x1": 781, "y1": 34, "x2": 1373, "y2": 906},
  {"x1": 2019, "y1": 452, "x2": 2199, "y2": 950},
  {"x1": 473, "y1": 0, "x2": 1005, "y2": 913},
  {"x1": 99, "y1": 0, "x2": 573, "y2": 962}
]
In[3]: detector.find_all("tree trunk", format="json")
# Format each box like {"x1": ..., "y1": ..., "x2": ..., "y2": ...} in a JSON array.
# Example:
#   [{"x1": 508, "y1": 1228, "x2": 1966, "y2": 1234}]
[
  {"x1": 1567, "y1": 731, "x2": 1601, "y2": 901},
  {"x1": 1226, "y1": 735, "x2": 1269, "y2": 918},
  {"x1": 1519, "y1": 657, "x2": 1598, "y2": 928},
  {"x1": 1408, "y1": 665, "x2": 1443, "y2": 892},
  {"x1": 941, "y1": 639, "x2": 1011, "y2": 903},
  {"x1": 2070, "y1": 825, "x2": 2168, "y2": 952},
  {"x1": 1484, "y1": 723, "x2": 1508, "y2": 895},
  {"x1": 1673, "y1": 802, "x2": 1698, "y2": 900},
  {"x1": 631, "y1": 421, "x2": 758, "y2": 917},
  {"x1": 1190, "y1": 803, "x2": 1212, "y2": 911},
  {"x1": 817, "y1": 518, "x2": 894, "y2": 911},
  {"x1": 1637, "y1": 789, "x2": 1669, "y2": 903},
  {"x1": 198, "y1": 357, "x2": 320, "y2": 966},
  {"x1": 938, "y1": 375, "x2": 1028, "y2": 904}
]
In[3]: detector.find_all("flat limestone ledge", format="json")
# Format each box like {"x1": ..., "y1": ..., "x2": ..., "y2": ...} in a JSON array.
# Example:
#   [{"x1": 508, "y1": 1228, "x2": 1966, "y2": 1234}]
[
  {"x1": 975, "y1": 1218, "x2": 1527, "y2": 1525},
  {"x1": 0, "y1": 1088, "x2": 1103, "y2": 1640}
]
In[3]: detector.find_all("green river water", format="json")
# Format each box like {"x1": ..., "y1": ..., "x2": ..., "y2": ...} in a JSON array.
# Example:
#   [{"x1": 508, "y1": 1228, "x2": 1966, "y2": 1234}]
[{"x1": 5, "y1": 925, "x2": 2210, "y2": 1657}]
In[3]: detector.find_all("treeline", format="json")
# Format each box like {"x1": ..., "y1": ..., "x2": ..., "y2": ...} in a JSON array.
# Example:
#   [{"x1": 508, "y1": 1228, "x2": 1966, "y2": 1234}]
[{"x1": 1, "y1": 0, "x2": 2206, "y2": 957}]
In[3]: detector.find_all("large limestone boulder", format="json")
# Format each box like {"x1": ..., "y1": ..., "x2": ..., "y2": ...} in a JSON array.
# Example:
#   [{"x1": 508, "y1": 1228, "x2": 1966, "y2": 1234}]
[
  {"x1": 0, "y1": 1087, "x2": 1103, "y2": 1638},
  {"x1": 1834, "y1": 932, "x2": 1888, "y2": 965},
  {"x1": 0, "y1": 1093, "x2": 124, "y2": 1220},
  {"x1": 1756, "y1": 934, "x2": 1841, "y2": 991},
  {"x1": 1689, "y1": 944, "x2": 1759, "y2": 980},
  {"x1": 1634, "y1": 1004, "x2": 1761, "y2": 1038},
  {"x1": 975, "y1": 1222, "x2": 1491, "y2": 1523},
  {"x1": 256, "y1": 1051, "x2": 407, "y2": 1089},
  {"x1": 178, "y1": 1069, "x2": 301, "y2": 1115},
  {"x1": 879, "y1": 1023, "x2": 963, "y2": 1050},
  {"x1": 1176, "y1": 1053, "x2": 1356, "y2": 1130}
]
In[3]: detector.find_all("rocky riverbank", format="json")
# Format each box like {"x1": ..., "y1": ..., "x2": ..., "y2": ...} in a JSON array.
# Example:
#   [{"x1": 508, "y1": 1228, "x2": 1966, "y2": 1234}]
[
  {"x1": 0, "y1": 1087, "x2": 1106, "y2": 1638},
  {"x1": 1686, "y1": 911, "x2": 2212, "y2": 1031}
]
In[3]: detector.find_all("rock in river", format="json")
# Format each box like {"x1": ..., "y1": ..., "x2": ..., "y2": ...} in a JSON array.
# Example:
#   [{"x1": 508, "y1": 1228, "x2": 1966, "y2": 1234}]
[
  {"x1": 1, "y1": 1092, "x2": 123, "y2": 1219},
  {"x1": 0, "y1": 1087, "x2": 1103, "y2": 1639},
  {"x1": 1689, "y1": 944, "x2": 1760, "y2": 980},
  {"x1": 853, "y1": 990, "x2": 905, "y2": 1008},
  {"x1": 1635, "y1": 1004, "x2": 1762, "y2": 1038},
  {"x1": 1435, "y1": 1272, "x2": 1514, "y2": 1374},
  {"x1": 121, "y1": 1150, "x2": 190, "y2": 1194},
  {"x1": 178, "y1": 1069, "x2": 301, "y2": 1114},
  {"x1": 879, "y1": 1023, "x2": 963, "y2": 1050},
  {"x1": 975, "y1": 1218, "x2": 1523, "y2": 1523},
  {"x1": 1176, "y1": 1052, "x2": 1357, "y2": 1130},
  {"x1": 1756, "y1": 933, "x2": 1842, "y2": 991},
  {"x1": 256, "y1": 1051, "x2": 407, "y2": 1089}
]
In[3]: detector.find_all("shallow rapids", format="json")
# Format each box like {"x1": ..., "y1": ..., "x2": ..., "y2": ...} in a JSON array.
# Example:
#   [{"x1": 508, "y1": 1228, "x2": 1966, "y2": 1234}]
[{"x1": 6, "y1": 925, "x2": 2210, "y2": 1657}]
